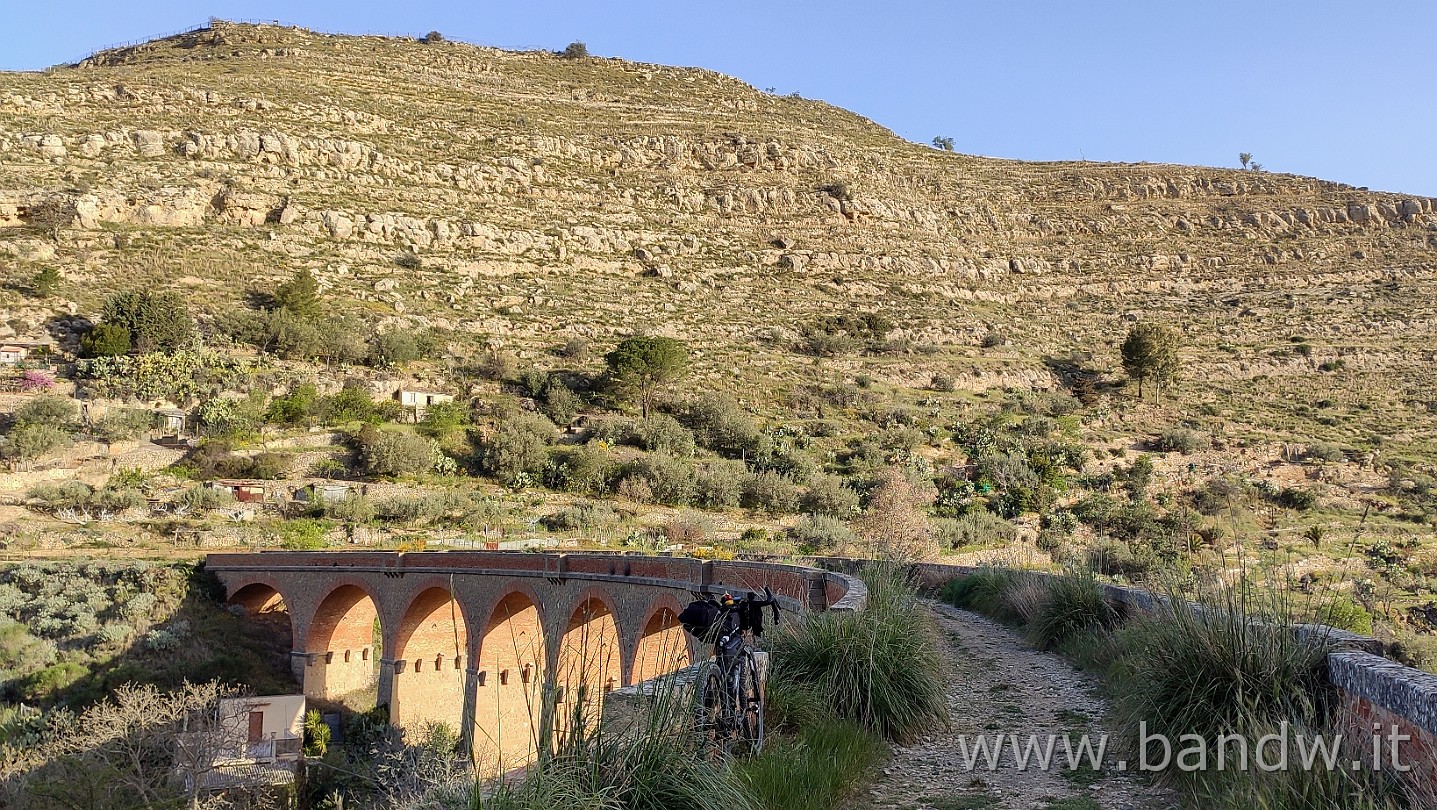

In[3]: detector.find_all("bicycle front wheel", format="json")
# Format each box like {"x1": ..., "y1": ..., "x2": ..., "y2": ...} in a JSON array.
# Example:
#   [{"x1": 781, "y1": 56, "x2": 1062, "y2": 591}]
[
  {"x1": 734, "y1": 649, "x2": 765, "y2": 755},
  {"x1": 694, "y1": 661, "x2": 732, "y2": 760}
]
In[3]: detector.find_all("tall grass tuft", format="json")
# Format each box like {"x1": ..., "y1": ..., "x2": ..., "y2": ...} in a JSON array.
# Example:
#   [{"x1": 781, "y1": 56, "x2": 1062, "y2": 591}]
[
  {"x1": 737, "y1": 716, "x2": 884, "y2": 810},
  {"x1": 769, "y1": 564, "x2": 947, "y2": 743},
  {"x1": 1111, "y1": 585, "x2": 1336, "y2": 752},
  {"x1": 480, "y1": 679, "x2": 755, "y2": 810},
  {"x1": 1025, "y1": 571, "x2": 1121, "y2": 651},
  {"x1": 939, "y1": 567, "x2": 1024, "y2": 622},
  {"x1": 1191, "y1": 722, "x2": 1408, "y2": 809}
]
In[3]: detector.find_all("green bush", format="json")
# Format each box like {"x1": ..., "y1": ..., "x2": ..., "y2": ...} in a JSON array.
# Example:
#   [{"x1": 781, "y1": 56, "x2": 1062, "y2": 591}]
[
  {"x1": 92, "y1": 408, "x2": 153, "y2": 442},
  {"x1": 799, "y1": 474, "x2": 860, "y2": 518},
  {"x1": 479, "y1": 413, "x2": 555, "y2": 485},
  {"x1": 787, "y1": 514, "x2": 856, "y2": 553},
  {"x1": 541, "y1": 382, "x2": 583, "y2": 425},
  {"x1": 934, "y1": 510, "x2": 1017, "y2": 549},
  {"x1": 770, "y1": 565, "x2": 947, "y2": 742},
  {"x1": 79, "y1": 323, "x2": 131, "y2": 357},
  {"x1": 279, "y1": 519, "x2": 331, "y2": 550},
  {"x1": 1, "y1": 423, "x2": 71, "y2": 463},
  {"x1": 621, "y1": 454, "x2": 695, "y2": 506},
  {"x1": 635, "y1": 413, "x2": 695, "y2": 456},
  {"x1": 694, "y1": 460, "x2": 746, "y2": 508},
  {"x1": 737, "y1": 717, "x2": 883, "y2": 810},
  {"x1": 939, "y1": 568, "x2": 1024, "y2": 622},
  {"x1": 1155, "y1": 428, "x2": 1208, "y2": 454},
  {"x1": 741, "y1": 470, "x2": 801, "y2": 514},
  {"x1": 541, "y1": 501, "x2": 619, "y2": 532},
  {"x1": 14, "y1": 395, "x2": 77, "y2": 429},
  {"x1": 1303, "y1": 442, "x2": 1346, "y2": 463},
  {"x1": 681, "y1": 396, "x2": 769, "y2": 459}
]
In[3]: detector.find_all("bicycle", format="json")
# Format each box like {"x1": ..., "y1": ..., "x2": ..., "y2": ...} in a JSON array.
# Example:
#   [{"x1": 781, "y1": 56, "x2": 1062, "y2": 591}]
[{"x1": 686, "y1": 588, "x2": 780, "y2": 759}]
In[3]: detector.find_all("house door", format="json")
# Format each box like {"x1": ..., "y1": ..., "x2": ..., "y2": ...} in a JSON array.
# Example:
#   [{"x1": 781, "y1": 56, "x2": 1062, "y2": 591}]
[{"x1": 248, "y1": 710, "x2": 264, "y2": 743}]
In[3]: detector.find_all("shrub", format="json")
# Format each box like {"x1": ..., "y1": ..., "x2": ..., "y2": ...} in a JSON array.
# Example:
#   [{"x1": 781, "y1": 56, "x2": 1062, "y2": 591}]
[
  {"x1": 1, "y1": 423, "x2": 71, "y2": 463},
  {"x1": 541, "y1": 383, "x2": 583, "y2": 425},
  {"x1": 1111, "y1": 589, "x2": 1336, "y2": 758},
  {"x1": 1086, "y1": 539, "x2": 1157, "y2": 580},
  {"x1": 546, "y1": 444, "x2": 619, "y2": 495},
  {"x1": 1303, "y1": 442, "x2": 1346, "y2": 463},
  {"x1": 930, "y1": 374, "x2": 956, "y2": 392},
  {"x1": 560, "y1": 40, "x2": 589, "y2": 59},
  {"x1": 622, "y1": 454, "x2": 695, "y2": 506},
  {"x1": 787, "y1": 514, "x2": 856, "y2": 553},
  {"x1": 681, "y1": 396, "x2": 768, "y2": 459},
  {"x1": 92, "y1": 408, "x2": 152, "y2": 443},
  {"x1": 19, "y1": 370, "x2": 55, "y2": 392},
  {"x1": 741, "y1": 470, "x2": 801, "y2": 514},
  {"x1": 634, "y1": 413, "x2": 695, "y2": 456},
  {"x1": 940, "y1": 568, "x2": 1024, "y2": 622},
  {"x1": 737, "y1": 717, "x2": 883, "y2": 810},
  {"x1": 479, "y1": 413, "x2": 555, "y2": 485},
  {"x1": 694, "y1": 460, "x2": 746, "y2": 508},
  {"x1": 368, "y1": 330, "x2": 421, "y2": 367},
  {"x1": 15, "y1": 395, "x2": 77, "y2": 429},
  {"x1": 1318, "y1": 596, "x2": 1373, "y2": 634},
  {"x1": 80, "y1": 323, "x2": 132, "y2": 357},
  {"x1": 422, "y1": 30, "x2": 444, "y2": 43},
  {"x1": 1155, "y1": 428, "x2": 1207, "y2": 454},
  {"x1": 278, "y1": 518, "x2": 331, "y2": 550},
  {"x1": 417, "y1": 400, "x2": 470, "y2": 439},
  {"x1": 934, "y1": 510, "x2": 1017, "y2": 549},
  {"x1": 769, "y1": 565, "x2": 947, "y2": 743},
  {"x1": 101, "y1": 290, "x2": 193, "y2": 353},
  {"x1": 1274, "y1": 487, "x2": 1318, "y2": 511},
  {"x1": 798, "y1": 473, "x2": 860, "y2": 518},
  {"x1": 318, "y1": 383, "x2": 378, "y2": 424},
  {"x1": 540, "y1": 501, "x2": 619, "y2": 532},
  {"x1": 357, "y1": 428, "x2": 435, "y2": 477}
]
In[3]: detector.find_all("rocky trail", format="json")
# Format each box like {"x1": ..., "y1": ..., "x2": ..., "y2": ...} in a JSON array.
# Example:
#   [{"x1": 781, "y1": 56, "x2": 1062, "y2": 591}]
[{"x1": 852, "y1": 602, "x2": 1177, "y2": 810}]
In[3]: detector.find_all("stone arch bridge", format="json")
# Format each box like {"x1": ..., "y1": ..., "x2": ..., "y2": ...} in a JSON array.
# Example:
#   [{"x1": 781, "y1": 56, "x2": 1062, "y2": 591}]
[{"x1": 206, "y1": 551, "x2": 862, "y2": 773}]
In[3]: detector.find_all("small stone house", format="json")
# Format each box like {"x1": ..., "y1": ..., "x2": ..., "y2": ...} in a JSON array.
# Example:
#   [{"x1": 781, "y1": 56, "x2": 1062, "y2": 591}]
[
  {"x1": 178, "y1": 694, "x2": 305, "y2": 794},
  {"x1": 0, "y1": 345, "x2": 27, "y2": 365},
  {"x1": 155, "y1": 407, "x2": 188, "y2": 436},
  {"x1": 397, "y1": 388, "x2": 454, "y2": 419}
]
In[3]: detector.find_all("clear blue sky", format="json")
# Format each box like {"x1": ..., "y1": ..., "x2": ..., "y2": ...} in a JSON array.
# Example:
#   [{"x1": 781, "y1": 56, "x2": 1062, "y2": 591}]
[{"x1": 3, "y1": 1, "x2": 1434, "y2": 195}]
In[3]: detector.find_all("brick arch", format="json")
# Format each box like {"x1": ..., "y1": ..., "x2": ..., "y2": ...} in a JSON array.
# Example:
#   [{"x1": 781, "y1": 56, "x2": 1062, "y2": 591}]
[
  {"x1": 555, "y1": 587, "x2": 623, "y2": 730},
  {"x1": 390, "y1": 585, "x2": 470, "y2": 730},
  {"x1": 226, "y1": 580, "x2": 298, "y2": 657},
  {"x1": 632, "y1": 594, "x2": 692, "y2": 685},
  {"x1": 304, "y1": 582, "x2": 383, "y2": 708},
  {"x1": 474, "y1": 588, "x2": 547, "y2": 776}
]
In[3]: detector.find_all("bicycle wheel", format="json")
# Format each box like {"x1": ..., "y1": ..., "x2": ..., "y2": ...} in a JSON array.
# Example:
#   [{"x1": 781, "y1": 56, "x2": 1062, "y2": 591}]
[
  {"x1": 733, "y1": 649, "x2": 765, "y2": 755},
  {"x1": 694, "y1": 661, "x2": 733, "y2": 759}
]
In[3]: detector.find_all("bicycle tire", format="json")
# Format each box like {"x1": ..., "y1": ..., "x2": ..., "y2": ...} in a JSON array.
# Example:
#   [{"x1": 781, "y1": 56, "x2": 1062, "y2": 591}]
[
  {"x1": 734, "y1": 648, "x2": 765, "y2": 755},
  {"x1": 694, "y1": 661, "x2": 732, "y2": 759}
]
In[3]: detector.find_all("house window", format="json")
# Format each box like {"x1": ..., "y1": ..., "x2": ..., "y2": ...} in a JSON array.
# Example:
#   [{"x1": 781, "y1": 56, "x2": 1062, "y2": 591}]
[
  {"x1": 477, "y1": 671, "x2": 487, "y2": 687},
  {"x1": 500, "y1": 670, "x2": 509, "y2": 686}
]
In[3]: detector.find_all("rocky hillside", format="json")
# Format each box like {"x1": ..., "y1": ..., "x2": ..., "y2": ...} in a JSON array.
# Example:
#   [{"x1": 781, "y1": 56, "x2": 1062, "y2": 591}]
[{"x1": 2, "y1": 20, "x2": 1435, "y2": 448}]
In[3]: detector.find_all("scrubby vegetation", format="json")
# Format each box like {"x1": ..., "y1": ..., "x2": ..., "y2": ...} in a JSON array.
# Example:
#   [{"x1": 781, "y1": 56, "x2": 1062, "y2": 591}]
[{"x1": 942, "y1": 568, "x2": 1413, "y2": 808}]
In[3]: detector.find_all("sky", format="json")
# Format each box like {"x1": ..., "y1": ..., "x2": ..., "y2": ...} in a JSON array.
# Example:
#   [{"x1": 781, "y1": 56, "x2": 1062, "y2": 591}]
[{"x1": 2, "y1": 1, "x2": 1434, "y2": 196}]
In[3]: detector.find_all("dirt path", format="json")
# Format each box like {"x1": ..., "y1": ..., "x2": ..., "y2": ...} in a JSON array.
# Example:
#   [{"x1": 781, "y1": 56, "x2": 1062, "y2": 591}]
[{"x1": 853, "y1": 602, "x2": 1176, "y2": 810}]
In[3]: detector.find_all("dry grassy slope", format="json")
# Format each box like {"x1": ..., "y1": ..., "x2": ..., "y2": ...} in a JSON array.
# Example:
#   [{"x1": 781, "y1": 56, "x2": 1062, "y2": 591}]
[{"x1": 1, "y1": 21, "x2": 1436, "y2": 454}]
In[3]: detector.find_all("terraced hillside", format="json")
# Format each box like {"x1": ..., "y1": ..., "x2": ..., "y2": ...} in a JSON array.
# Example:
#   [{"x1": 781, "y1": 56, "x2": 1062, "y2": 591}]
[
  {"x1": 2, "y1": 22, "x2": 1437, "y2": 656},
  {"x1": 3, "y1": 21, "x2": 1434, "y2": 399}
]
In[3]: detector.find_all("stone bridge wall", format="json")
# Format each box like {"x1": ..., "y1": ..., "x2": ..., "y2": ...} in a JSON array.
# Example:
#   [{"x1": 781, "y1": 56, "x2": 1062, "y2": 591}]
[{"x1": 205, "y1": 550, "x2": 862, "y2": 775}]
